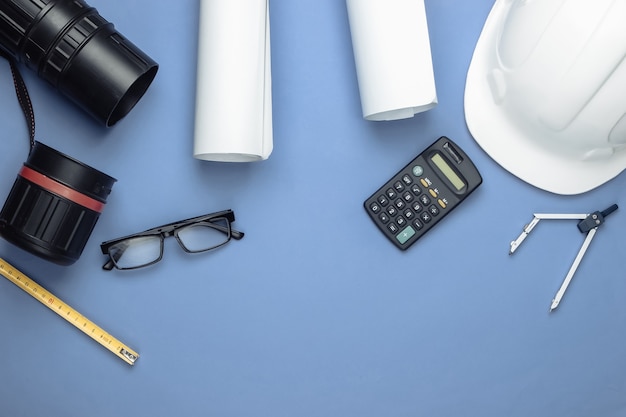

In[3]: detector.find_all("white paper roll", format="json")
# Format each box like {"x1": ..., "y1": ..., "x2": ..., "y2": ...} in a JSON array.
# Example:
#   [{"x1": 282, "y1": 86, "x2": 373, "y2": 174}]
[
  {"x1": 193, "y1": 0, "x2": 273, "y2": 162},
  {"x1": 346, "y1": 0, "x2": 438, "y2": 121}
]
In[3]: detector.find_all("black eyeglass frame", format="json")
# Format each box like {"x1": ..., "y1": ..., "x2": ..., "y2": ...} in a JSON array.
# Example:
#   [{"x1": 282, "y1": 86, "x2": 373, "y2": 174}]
[{"x1": 100, "y1": 209, "x2": 244, "y2": 270}]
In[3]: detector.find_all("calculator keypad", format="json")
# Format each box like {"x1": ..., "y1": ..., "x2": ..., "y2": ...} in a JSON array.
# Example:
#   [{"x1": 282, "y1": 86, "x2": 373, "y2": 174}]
[
  {"x1": 374, "y1": 170, "x2": 446, "y2": 244},
  {"x1": 365, "y1": 164, "x2": 456, "y2": 248}
]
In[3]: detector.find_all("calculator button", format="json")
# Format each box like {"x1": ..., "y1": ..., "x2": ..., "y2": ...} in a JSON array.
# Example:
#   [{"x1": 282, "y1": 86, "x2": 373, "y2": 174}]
[
  {"x1": 429, "y1": 189, "x2": 438, "y2": 198},
  {"x1": 429, "y1": 205, "x2": 440, "y2": 216},
  {"x1": 402, "y1": 175, "x2": 412, "y2": 185},
  {"x1": 412, "y1": 165, "x2": 424, "y2": 177},
  {"x1": 396, "y1": 226, "x2": 416, "y2": 245},
  {"x1": 393, "y1": 181, "x2": 404, "y2": 191},
  {"x1": 388, "y1": 223, "x2": 400, "y2": 234},
  {"x1": 370, "y1": 202, "x2": 381, "y2": 213},
  {"x1": 420, "y1": 195, "x2": 431, "y2": 205},
  {"x1": 413, "y1": 219, "x2": 423, "y2": 230},
  {"x1": 438, "y1": 199, "x2": 447, "y2": 209},
  {"x1": 402, "y1": 192, "x2": 413, "y2": 202},
  {"x1": 412, "y1": 201, "x2": 423, "y2": 212},
  {"x1": 386, "y1": 188, "x2": 396, "y2": 199},
  {"x1": 396, "y1": 216, "x2": 407, "y2": 227},
  {"x1": 379, "y1": 213, "x2": 390, "y2": 224},
  {"x1": 411, "y1": 184, "x2": 421, "y2": 195},
  {"x1": 394, "y1": 199, "x2": 405, "y2": 210},
  {"x1": 377, "y1": 195, "x2": 389, "y2": 206},
  {"x1": 387, "y1": 206, "x2": 398, "y2": 217},
  {"x1": 421, "y1": 212, "x2": 432, "y2": 223},
  {"x1": 404, "y1": 209, "x2": 414, "y2": 220},
  {"x1": 420, "y1": 178, "x2": 429, "y2": 188}
]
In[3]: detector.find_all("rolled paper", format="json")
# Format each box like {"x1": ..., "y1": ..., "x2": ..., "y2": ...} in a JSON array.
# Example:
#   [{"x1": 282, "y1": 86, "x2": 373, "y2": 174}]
[
  {"x1": 346, "y1": 0, "x2": 438, "y2": 121},
  {"x1": 193, "y1": 0, "x2": 273, "y2": 162}
]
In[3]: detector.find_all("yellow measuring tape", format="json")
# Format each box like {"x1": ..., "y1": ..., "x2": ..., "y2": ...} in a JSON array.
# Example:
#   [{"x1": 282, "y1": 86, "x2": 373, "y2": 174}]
[{"x1": 0, "y1": 257, "x2": 139, "y2": 365}]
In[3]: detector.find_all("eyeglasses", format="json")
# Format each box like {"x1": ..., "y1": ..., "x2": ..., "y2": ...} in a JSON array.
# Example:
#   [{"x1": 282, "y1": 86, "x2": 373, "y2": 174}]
[{"x1": 100, "y1": 209, "x2": 244, "y2": 270}]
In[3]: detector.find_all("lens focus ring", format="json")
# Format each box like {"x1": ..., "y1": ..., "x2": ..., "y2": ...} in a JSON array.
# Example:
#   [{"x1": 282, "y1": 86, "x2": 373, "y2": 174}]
[
  {"x1": 0, "y1": 0, "x2": 50, "y2": 56},
  {"x1": 42, "y1": 12, "x2": 110, "y2": 85}
]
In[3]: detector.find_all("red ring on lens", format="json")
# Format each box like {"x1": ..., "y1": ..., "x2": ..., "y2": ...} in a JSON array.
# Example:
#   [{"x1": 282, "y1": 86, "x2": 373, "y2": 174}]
[{"x1": 19, "y1": 166, "x2": 105, "y2": 213}]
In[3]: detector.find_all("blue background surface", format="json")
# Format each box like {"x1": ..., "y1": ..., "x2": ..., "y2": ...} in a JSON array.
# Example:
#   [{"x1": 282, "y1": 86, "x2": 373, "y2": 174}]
[{"x1": 1, "y1": 1, "x2": 626, "y2": 416}]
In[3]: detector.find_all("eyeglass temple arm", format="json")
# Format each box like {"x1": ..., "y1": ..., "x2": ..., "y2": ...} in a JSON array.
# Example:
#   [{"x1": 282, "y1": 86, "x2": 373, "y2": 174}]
[
  {"x1": 208, "y1": 223, "x2": 244, "y2": 240},
  {"x1": 101, "y1": 240, "x2": 130, "y2": 270},
  {"x1": 230, "y1": 227, "x2": 244, "y2": 240},
  {"x1": 102, "y1": 254, "x2": 119, "y2": 271}
]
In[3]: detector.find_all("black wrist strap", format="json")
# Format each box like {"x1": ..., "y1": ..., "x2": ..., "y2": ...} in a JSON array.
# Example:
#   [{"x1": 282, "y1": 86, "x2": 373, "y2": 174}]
[{"x1": 0, "y1": 49, "x2": 36, "y2": 152}]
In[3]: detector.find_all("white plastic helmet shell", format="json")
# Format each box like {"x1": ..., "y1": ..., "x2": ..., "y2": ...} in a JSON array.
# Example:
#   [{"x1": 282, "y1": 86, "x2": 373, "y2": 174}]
[{"x1": 464, "y1": 0, "x2": 626, "y2": 195}]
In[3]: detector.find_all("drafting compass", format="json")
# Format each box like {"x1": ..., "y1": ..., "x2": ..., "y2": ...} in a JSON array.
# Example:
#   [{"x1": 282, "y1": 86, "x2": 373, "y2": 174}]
[{"x1": 509, "y1": 204, "x2": 618, "y2": 312}]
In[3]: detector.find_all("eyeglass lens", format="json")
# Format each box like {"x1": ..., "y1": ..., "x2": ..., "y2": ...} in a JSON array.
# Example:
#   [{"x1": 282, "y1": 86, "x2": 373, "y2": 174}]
[
  {"x1": 176, "y1": 218, "x2": 231, "y2": 252},
  {"x1": 107, "y1": 217, "x2": 231, "y2": 269},
  {"x1": 108, "y1": 236, "x2": 162, "y2": 269}
]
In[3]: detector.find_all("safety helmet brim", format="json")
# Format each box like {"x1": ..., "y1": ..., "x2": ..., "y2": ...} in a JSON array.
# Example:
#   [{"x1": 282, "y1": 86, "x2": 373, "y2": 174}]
[{"x1": 464, "y1": 0, "x2": 626, "y2": 195}]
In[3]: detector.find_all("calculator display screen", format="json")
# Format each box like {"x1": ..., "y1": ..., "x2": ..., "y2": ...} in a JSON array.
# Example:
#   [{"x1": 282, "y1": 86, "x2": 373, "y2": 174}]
[{"x1": 431, "y1": 153, "x2": 465, "y2": 191}]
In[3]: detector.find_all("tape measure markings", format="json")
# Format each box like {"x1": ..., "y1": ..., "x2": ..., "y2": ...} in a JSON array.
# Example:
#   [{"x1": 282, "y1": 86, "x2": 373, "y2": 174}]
[{"x1": 0, "y1": 257, "x2": 139, "y2": 365}]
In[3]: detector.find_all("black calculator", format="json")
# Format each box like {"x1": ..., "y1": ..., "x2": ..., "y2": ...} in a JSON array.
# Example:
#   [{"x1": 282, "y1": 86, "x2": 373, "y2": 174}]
[{"x1": 364, "y1": 136, "x2": 482, "y2": 250}]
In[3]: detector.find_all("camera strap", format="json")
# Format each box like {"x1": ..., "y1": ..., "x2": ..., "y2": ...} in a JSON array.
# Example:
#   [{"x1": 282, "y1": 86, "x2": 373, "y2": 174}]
[{"x1": 0, "y1": 49, "x2": 36, "y2": 152}]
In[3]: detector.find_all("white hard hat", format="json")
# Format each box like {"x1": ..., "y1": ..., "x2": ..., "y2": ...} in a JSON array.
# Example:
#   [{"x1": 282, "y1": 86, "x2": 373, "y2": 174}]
[{"x1": 464, "y1": 0, "x2": 626, "y2": 195}]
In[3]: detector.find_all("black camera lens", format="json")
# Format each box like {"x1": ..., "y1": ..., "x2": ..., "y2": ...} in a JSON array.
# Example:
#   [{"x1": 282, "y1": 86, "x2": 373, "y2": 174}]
[
  {"x1": 0, "y1": 142, "x2": 116, "y2": 265},
  {"x1": 0, "y1": 0, "x2": 158, "y2": 126}
]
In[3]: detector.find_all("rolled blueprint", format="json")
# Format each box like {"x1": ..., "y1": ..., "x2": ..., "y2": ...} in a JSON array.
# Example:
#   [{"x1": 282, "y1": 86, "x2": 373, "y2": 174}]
[
  {"x1": 346, "y1": 0, "x2": 437, "y2": 121},
  {"x1": 193, "y1": 0, "x2": 273, "y2": 162}
]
